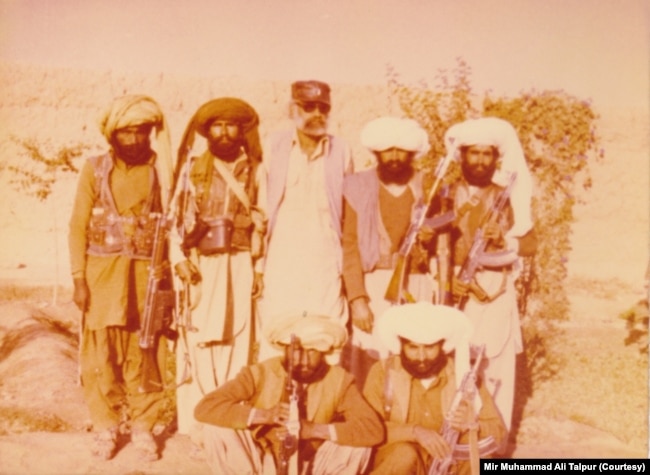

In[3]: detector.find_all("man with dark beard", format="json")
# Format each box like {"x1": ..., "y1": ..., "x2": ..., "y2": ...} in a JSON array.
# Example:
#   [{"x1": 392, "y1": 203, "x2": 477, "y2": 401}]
[
  {"x1": 69, "y1": 95, "x2": 174, "y2": 461},
  {"x1": 363, "y1": 302, "x2": 507, "y2": 475},
  {"x1": 443, "y1": 118, "x2": 537, "y2": 444},
  {"x1": 341, "y1": 116, "x2": 434, "y2": 387},
  {"x1": 194, "y1": 313, "x2": 384, "y2": 475},
  {"x1": 169, "y1": 98, "x2": 267, "y2": 452}
]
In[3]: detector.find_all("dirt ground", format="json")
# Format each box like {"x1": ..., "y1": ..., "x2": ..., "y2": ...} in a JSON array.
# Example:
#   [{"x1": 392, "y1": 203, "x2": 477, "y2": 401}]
[
  {"x1": 0, "y1": 289, "x2": 646, "y2": 475},
  {"x1": 0, "y1": 67, "x2": 648, "y2": 473}
]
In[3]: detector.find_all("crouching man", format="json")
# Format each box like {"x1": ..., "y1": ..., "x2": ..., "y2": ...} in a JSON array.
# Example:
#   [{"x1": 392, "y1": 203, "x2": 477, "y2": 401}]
[
  {"x1": 195, "y1": 313, "x2": 385, "y2": 474},
  {"x1": 363, "y1": 302, "x2": 507, "y2": 475}
]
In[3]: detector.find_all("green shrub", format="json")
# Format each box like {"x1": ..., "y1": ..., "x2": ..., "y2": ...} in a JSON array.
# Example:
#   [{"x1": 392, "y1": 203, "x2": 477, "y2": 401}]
[{"x1": 388, "y1": 58, "x2": 602, "y2": 381}]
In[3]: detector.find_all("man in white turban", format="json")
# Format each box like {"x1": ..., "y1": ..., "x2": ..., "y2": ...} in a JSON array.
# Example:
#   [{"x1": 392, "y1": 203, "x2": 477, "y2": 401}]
[
  {"x1": 363, "y1": 302, "x2": 506, "y2": 475},
  {"x1": 342, "y1": 116, "x2": 442, "y2": 388},
  {"x1": 69, "y1": 94, "x2": 174, "y2": 461},
  {"x1": 442, "y1": 117, "x2": 537, "y2": 439},
  {"x1": 195, "y1": 313, "x2": 384, "y2": 475}
]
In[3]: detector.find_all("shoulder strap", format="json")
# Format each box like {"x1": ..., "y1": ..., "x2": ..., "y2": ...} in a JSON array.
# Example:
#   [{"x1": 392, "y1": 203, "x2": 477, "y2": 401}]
[{"x1": 212, "y1": 157, "x2": 251, "y2": 212}]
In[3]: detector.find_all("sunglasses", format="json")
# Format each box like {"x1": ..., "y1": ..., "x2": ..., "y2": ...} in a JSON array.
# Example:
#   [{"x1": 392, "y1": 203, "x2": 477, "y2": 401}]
[{"x1": 299, "y1": 102, "x2": 331, "y2": 114}]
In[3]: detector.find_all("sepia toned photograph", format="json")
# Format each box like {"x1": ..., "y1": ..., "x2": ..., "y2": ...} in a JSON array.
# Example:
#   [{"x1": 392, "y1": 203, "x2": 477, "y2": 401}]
[{"x1": 0, "y1": 0, "x2": 648, "y2": 473}]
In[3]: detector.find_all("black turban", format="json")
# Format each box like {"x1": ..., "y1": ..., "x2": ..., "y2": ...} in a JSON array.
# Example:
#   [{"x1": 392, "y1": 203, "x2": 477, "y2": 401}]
[
  {"x1": 175, "y1": 97, "x2": 262, "y2": 187},
  {"x1": 193, "y1": 97, "x2": 259, "y2": 137}
]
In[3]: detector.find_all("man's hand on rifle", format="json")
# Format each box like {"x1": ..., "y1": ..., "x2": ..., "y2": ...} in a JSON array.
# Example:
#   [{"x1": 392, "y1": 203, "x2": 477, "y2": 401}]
[
  {"x1": 451, "y1": 275, "x2": 470, "y2": 302},
  {"x1": 174, "y1": 259, "x2": 201, "y2": 285},
  {"x1": 350, "y1": 297, "x2": 374, "y2": 333},
  {"x1": 482, "y1": 221, "x2": 505, "y2": 247},
  {"x1": 251, "y1": 401, "x2": 290, "y2": 427},
  {"x1": 448, "y1": 399, "x2": 479, "y2": 433},
  {"x1": 413, "y1": 425, "x2": 452, "y2": 460},
  {"x1": 417, "y1": 224, "x2": 436, "y2": 244},
  {"x1": 252, "y1": 272, "x2": 264, "y2": 299},
  {"x1": 73, "y1": 278, "x2": 90, "y2": 312},
  {"x1": 452, "y1": 275, "x2": 489, "y2": 303}
]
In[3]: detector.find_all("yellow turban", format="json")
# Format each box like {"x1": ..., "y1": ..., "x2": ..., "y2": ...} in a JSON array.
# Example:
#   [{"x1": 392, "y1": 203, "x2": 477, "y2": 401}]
[
  {"x1": 98, "y1": 95, "x2": 174, "y2": 210},
  {"x1": 264, "y1": 313, "x2": 348, "y2": 353}
]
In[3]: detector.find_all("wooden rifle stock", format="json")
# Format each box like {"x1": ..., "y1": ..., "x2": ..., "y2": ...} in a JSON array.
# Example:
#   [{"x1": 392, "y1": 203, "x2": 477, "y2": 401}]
[
  {"x1": 384, "y1": 154, "x2": 454, "y2": 304},
  {"x1": 139, "y1": 213, "x2": 175, "y2": 393}
]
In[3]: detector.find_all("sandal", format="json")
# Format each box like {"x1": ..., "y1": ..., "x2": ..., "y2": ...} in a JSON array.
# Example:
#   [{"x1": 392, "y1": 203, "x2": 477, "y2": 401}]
[
  {"x1": 131, "y1": 429, "x2": 159, "y2": 462},
  {"x1": 91, "y1": 427, "x2": 118, "y2": 460}
]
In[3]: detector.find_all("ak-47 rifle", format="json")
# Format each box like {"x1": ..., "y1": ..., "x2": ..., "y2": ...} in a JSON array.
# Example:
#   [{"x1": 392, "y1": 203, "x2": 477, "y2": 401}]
[
  {"x1": 277, "y1": 334, "x2": 301, "y2": 475},
  {"x1": 428, "y1": 345, "x2": 498, "y2": 475},
  {"x1": 385, "y1": 153, "x2": 454, "y2": 304},
  {"x1": 455, "y1": 172, "x2": 518, "y2": 310},
  {"x1": 138, "y1": 213, "x2": 176, "y2": 393}
]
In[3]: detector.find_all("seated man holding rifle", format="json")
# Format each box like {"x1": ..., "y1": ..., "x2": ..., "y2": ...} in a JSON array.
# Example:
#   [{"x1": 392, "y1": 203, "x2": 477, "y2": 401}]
[
  {"x1": 195, "y1": 313, "x2": 384, "y2": 474},
  {"x1": 362, "y1": 302, "x2": 507, "y2": 475}
]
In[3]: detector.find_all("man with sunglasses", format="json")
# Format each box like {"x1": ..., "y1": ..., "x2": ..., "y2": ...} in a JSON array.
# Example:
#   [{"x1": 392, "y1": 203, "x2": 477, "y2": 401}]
[{"x1": 256, "y1": 80, "x2": 354, "y2": 362}]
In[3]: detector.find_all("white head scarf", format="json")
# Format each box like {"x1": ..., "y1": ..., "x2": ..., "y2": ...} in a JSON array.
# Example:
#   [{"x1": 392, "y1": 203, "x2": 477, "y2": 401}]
[
  {"x1": 361, "y1": 116, "x2": 430, "y2": 159},
  {"x1": 444, "y1": 117, "x2": 533, "y2": 237},
  {"x1": 265, "y1": 313, "x2": 348, "y2": 353},
  {"x1": 374, "y1": 302, "x2": 473, "y2": 388}
]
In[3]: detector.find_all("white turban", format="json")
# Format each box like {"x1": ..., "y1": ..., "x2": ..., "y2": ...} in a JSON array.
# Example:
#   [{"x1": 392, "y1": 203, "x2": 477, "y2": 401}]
[
  {"x1": 374, "y1": 302, "x2": 473, "y2": 385},
  {"x1": 360, "y1": 116, "x2": 431, "y2": 159},
  {"x1": 444, "y1": 117, "x2": 533, "y2": 237},
  {"x1": 98, "y1": 95, "x2": 174, "y2": 211},
  {"x1": 264, "y1": 313, "x2": 348, "y2": 353}
]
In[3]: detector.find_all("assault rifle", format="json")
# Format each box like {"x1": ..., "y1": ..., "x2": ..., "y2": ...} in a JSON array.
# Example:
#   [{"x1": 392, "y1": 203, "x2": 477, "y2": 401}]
[
  {"x1": 277, "y1": 334, "x2": 300, "y2": 475},
  {"x1": 384, "y1": 153, "x2": 454, "y2": 304},
  {"x1": 428, "y1": 345, "x2": 497, "y2": 475},
  {"x1": 455, "y1": 172, "x2": 518, "y2": 310},
  {"x1": 139, "y1": 213, "x2": 176, "y2": 393}
]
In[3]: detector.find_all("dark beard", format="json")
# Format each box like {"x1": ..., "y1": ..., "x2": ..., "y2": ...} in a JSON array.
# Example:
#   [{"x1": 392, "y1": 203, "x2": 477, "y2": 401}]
[
  {"x1": 461, "y1": 159, "x2": 497, "y2": 187},
  {"x1": 111, "y1": 142, "x2": 153, "y2": 166},
  {"x1": 287, "y1": 360, "x2": 330, "y2": 384},
  {"x1": 377, "y1": 161, "x2": 415, "y2": 185},
  {"x1": 400, "y1": 351, "x2": 448, "y2": 379},
  {"x1": 208, "y1": 137, "x2": 243, "y2": 161}
]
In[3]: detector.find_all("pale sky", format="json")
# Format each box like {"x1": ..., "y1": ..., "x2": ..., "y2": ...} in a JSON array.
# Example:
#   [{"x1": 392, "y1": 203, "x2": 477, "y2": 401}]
[{"x1": 1, "y1": 0, "x2": 648, "y2": 111}]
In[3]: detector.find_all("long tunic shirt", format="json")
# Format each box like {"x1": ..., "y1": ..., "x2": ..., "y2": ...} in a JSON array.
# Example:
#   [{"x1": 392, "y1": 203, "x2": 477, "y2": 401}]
[
  {"x1": 68, "y1": 153, "x2": 167, "y2": 432},
  {"x1": 195, "y1": 356, "x2": 385, "y2": 450},
  {"x1": 69, "y1": 154, "x2": 156, "y2": 329},
  {"x1": 257, "y1": 133, "x2": 352, "y2": 360},
  {"x1": 363, "y1": 356, "x2": 506, "y2": 474}
]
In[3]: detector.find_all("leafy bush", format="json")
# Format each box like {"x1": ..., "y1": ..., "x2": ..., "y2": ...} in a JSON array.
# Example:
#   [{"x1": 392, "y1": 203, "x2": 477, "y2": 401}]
[{"x1": 387, "y1": 58, "x2": 603, "y2": 381}]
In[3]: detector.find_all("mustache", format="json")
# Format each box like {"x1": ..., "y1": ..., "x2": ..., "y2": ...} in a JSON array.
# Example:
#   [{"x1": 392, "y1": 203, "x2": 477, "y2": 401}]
[{"x1": 305, "y1": 118, "x2": 326, "y2": 128}]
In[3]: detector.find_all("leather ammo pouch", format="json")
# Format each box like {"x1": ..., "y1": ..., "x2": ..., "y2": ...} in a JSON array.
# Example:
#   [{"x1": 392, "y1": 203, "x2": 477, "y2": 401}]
[
  {"x1": 197, "y1": 217, "x2": 234, "y2": 255},
  {"x1": 132, "y1": 213, "x2": 159, "y2": 257}
]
